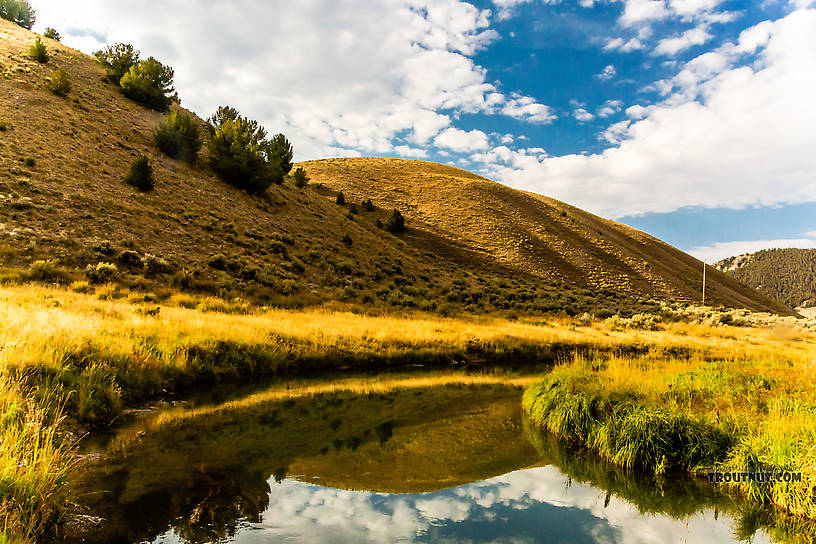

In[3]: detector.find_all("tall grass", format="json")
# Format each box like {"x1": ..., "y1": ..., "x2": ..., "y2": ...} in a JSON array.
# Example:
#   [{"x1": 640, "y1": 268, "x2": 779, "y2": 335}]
[
  {"x1": 2, "y1": 284, "x2": 816, "y2": 535},
  {"x1": 0, "y1": 376, "x2": 72, "y2": 543},
  {"x1": 523, "y1": 351, "x2": 816, "y2": 522}
]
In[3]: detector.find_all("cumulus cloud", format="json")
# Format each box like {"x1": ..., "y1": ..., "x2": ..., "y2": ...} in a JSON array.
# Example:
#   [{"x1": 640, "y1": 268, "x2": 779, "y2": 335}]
[
  {"x1": 597, "y1": 64, "x2": 617, "y2": 80},
  {"x1": 500, "y1": 93, "x2": 557, "y2": 123},
  {"x1": 573, "y1": 108, "x2": 595, "y2": 122},
  {"x1": 597, "y1": 99, "x2": 624, "y2": 117},
  {"x1": 619, "y1": 0, "x2": 670, "y2": 26},
  {"x1": 434, "y1": 127, "x2": 490, "y2": 152},
  {"x1": 668, "y1": 0, "x2": 724, "y2": 17},
  {"x1": 604, "y1": 36, "x2": 645, "y2": 51},
  {"x1": 491, "y1": 0, "x2": 535, "y2": 19},
  {"x1": 477, "y1": 9, "x2": 816, "y2": 218},
  {"x1": 654, "y1": 24, "x2": 711, "y2": 55},
  {"x1": 32, "y1": 0, "x2": 549, "y2": 160}
]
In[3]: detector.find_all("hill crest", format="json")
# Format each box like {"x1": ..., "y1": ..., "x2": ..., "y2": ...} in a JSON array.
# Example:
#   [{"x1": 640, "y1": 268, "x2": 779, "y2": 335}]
[{"x1": 0, "y1": 18, "x2": 788, "y2": 315}]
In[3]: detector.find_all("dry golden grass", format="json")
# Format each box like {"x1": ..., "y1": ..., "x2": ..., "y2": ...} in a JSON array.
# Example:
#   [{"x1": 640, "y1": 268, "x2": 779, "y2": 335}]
[
  {"x1": 302, "y1": 157, "x2": 787, "y2": 312},
  {"x1": 0, "y1": 283, "x2": 814, "y2": 541}
]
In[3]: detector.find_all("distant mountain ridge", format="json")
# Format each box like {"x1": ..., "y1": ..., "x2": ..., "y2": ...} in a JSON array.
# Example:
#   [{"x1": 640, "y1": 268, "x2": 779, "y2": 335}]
[{"x1": 714, "y1": 248, "x2": 816, "y2": 311}]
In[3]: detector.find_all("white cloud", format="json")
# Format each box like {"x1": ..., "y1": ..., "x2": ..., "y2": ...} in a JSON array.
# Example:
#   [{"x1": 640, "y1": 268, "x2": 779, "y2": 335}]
[
  {"x1": 654, "y1": 25, "x2": 711, "y2": 55},
  {"x1": 476, "y1": 9, "x2": 816, "y2": 218},
  {"x1": 393, "y1": 145, "x2": 430, "y2": 158},
  {"x1": 602, "y1": 120, "x2": 632, "y2": 143},
  {"x1": 688, "y1": 237, "x2": 816, "y2": 262},
  {"x1": 573, "y1": 108, "x2": 595, "y2": 122},
  {"x1": 625, "y1": 104, "x2": 651, "y2": 119},
  {"x1": 500, "y1": 94, "x2": 557, "y2": 123},
  {"x1": 668, "y1": 0, "x2": 724, "y2": 17},
  {"x1": 604, "y1": 36, "x2": 645, "y2": 52},
  {"x1": 597, "y1": 99, "x2": 624, "y2": 117},
  {"x1": 597, "y1": 64, "x2": 617, "y2": 80},
  {"x1": 31, "y1": 0, "x2": 549, "y2": 161},
  {"x1": 491, "y1": 0, "x2": 534, "y2": 19},
  {"x1": 434, "y1": 127, "x2": 490, "y2": 152},
  {"x1": 619, "y1": 0, "x2": 670, "y2": 26}
]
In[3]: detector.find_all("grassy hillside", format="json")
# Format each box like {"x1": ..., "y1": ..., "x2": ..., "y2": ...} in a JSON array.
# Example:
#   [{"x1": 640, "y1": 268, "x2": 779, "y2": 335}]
[
  {"x1": 304, "y1": 158, "x2": 787, "y2": 312},
  {"x1": 715, "y1": 248, "x2": 816, "y2": 310},
  {"x1": 0, "y1": 19, "x2": 788, "y2": 316}
]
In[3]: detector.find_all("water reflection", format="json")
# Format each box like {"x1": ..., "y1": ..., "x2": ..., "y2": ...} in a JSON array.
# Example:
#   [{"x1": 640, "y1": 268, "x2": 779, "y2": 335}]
[
  {"x1": 149, "y1": 467, "x2": 761, "y2": 544},
  {"x1": 61, "y1": 374, "x2": 802, "y2": 544}
]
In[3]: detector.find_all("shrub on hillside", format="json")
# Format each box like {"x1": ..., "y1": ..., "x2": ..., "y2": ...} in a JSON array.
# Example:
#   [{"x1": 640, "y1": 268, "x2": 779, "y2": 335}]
[
  {"x1": 70, "y1": 280, "x2": 94, "y2": 294},
  {"x1": 342, "y1": 234, "x2": 353, "y2": 246},
  {"x1": 117, "y1": 249, "x2": 142, "y2": 267},
  {"x1": 94, "y1": 43, "x2": 140, "y2": 83},
  {"x1": 385, "y1": 209, "x2": 405, "y2": 233},
  {"x1": 362, "y1": 199, "x2": 375, "y2": 212},
  {"x1": 43, "y1": 27, "x2": 60, "y2": 41},
  {"x1": 208, "y1": 253, "x2": 228, "y2": 270},
  {"x1": 85, "y1": 262, "x2": 118, "y2": 284},
  {"x1": 26, "y1": 259, "x2": 61, "y2": 282},
  {"x1": 206, "y1": 106, "x2": 287, "y2": 192},
  {"x1": 124, "y1": 155, "x2": 153, "y2": 191},
  {"x1": 142, "y1": 253, "x2": 172, "y2": 277},
  {"x1": 29, "y1": 38, "x2": 48, "y2": 63},
  {"x1": 335, "y1": 191, "x2": 345, "y2": 205},
  {"x1": 267, "y1": 133, "x2": 293, "y2": 175},
  {"x1": 154, "y1": 111, "x2": 202, "y2": 163},
  {"x1": 46, "y1": 69, "x2": 71, "y2": 97},
  {"x1": 0, "y1": 121, "x2": 7, "y2": 131},
  {"x1": 291, "y1": 167, "x2": 309, "y2": 188},
  {"x1": 119, "y1": 57, "x2": 176, "y2": 111},
  {"x1": 0, "y1": 0, "x2": 35, "y2": 29}
]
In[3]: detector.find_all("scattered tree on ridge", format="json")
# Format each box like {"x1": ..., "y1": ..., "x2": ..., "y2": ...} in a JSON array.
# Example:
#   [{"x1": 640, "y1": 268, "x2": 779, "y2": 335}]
[
  {"x1": 29, "y1": 37, "x2": 48, "y2": 63},
  {"x1": 43, "y1": 27, "x2": 60, "y2": 41},
  {"x1": 335, "y1": 191, "x2": 345, "y2": 205},
  {"x1": 46, "y1": 69, "x2": 71, "y2": 97},
  {"x1": 119, "y1": 57, "x2": 176, "y2": 111},
  {"x1": 154, "y1": 111, "x2": 202, "y2": 163},
  {"x1": 94, "y1": 43, "x2": 140, "y2": 83},
  {"x1": 206, "y1": 106, "x2": 288, "y2": 193},
  {"x1": 292, "y1": 167, "x2": 309, "y2": 188},
  {"x1": 385, "y1": 209, "x2": 405, "y2": 233},
  {"x1": 0, "y1": 0, "x2": 35, "y2": 29},
  {"x1": 268, "y1": 133, "x2": 294, "y2": 175},
  {"x1": 124, "y1": 155, "x2": 154, "y2": 192}
]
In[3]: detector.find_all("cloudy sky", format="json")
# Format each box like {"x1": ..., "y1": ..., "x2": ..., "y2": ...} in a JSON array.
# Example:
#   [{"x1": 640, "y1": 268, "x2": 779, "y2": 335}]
[{"x1": 30, "y1": 0, "x2": 816, "y2": 261}]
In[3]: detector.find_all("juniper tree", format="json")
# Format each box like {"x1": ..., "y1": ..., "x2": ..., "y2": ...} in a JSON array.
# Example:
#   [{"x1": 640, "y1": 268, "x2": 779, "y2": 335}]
[
  {"x1": 0, "y1": 0, "x2": 35, "y2": 29},
  {"x1": 207, "y1": 106, "x2": 286, "y2": 193}
]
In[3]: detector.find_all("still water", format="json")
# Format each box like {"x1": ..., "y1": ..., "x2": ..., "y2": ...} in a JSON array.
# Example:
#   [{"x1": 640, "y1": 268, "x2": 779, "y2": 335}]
[{"x1": 62, "y1": 372, "x2": 794, "y2": 544}]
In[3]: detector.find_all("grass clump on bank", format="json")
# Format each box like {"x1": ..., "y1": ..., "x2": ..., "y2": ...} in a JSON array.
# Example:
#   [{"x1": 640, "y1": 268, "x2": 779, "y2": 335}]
[
  {"x1": 0, "y1": 377, "x2": 72, "y2": 543},
  {"x1": 523, "y1": 352, "x2": 816, "y2": 522}
]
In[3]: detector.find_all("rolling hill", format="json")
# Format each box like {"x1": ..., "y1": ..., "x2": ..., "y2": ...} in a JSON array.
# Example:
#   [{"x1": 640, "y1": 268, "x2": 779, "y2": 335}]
[
  {"x1": 715, "y1": 248, "x2": 816, "y2": 315},
  {"x1": 0, "y1": 18, "x2": 788, "y2": 316}
]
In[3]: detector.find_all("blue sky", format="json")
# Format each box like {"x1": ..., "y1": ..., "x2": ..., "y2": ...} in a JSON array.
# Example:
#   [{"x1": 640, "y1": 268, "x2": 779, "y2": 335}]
[{"x1": 31, "y1": 0, "x2": 816, "y2": 261}]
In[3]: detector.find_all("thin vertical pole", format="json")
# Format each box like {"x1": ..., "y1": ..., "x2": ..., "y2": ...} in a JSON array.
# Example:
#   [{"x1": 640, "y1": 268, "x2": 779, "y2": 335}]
[{"x1": 702, "y1": 260, "x2": 706, "y2": 306}]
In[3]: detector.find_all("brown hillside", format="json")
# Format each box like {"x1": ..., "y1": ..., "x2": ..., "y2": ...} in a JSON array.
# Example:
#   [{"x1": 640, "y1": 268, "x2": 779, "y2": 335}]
[
  {"x1": 303, "y1": 158, "x2": 788, "y2": 313},
  {"x1": 0, "y1": 19, "x2": 787, "y2": 315}
]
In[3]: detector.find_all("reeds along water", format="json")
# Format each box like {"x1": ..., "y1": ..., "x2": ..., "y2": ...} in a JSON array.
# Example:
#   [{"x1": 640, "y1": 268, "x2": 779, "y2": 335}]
[
  {"x1": 522, "y1": 352, "x2": 816, "y2": 530},
  {"x1": 0, "y1": 376, "x2": 72, "y2": 544}
]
